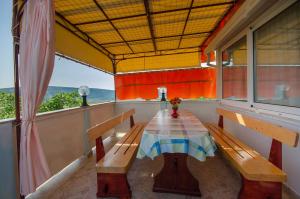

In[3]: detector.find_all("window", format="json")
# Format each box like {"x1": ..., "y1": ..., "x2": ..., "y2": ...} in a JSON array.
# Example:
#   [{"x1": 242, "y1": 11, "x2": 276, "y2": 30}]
[
  {"x1": 222, "y1": 36, "x2": 247, "y2": 101},
  {"x1": 254, "y1": 1, "x2": 300, "y2": 108}
]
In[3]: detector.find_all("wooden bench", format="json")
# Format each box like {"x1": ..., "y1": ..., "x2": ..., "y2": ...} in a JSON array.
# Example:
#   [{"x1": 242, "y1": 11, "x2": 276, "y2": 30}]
[
  {"x1": 204, "y1": 108, "x2": 299, "y2": 199},
  {"x1": 87, "y1": 109, "x2": 145, "y2": 199}
]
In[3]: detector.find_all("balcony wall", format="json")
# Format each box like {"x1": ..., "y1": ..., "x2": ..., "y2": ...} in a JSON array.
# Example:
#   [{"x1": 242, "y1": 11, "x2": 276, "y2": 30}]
[
  {"x1": 37, "y1": 102, "x2": 115, "y2": 174},
  {"x1": 114, "y1": 100, "x2": 219, "y2": 124},
  {"x1": 1, "y1": 100, "x2": 300, "y2": 198},
  {"x1": 0, "y1": 119, "x2": 18, "y2": 199}
]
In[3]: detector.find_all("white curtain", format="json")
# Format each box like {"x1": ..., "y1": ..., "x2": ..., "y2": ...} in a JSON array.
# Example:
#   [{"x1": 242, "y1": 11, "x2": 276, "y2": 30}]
[{"x1": 19, "y1": 0, "x2": 55, "y2": 195}]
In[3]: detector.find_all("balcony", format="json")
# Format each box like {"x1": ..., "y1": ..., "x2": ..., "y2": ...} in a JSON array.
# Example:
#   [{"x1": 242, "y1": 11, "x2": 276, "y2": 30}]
[{"x1": 1, "y1": 0, "x2": 300, "y2": 199}]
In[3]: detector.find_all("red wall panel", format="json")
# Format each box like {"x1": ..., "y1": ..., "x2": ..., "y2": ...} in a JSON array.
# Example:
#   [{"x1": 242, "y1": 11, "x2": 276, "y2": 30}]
[{"x1": 115, "y1": 68, "x2": 217, "y2": 100}]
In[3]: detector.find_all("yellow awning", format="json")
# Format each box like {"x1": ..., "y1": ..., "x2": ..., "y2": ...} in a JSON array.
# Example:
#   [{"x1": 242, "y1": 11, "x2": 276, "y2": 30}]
[
  {"x1": 53, "y1": 0, "x2": 236, "y2": 73},
  {"x1": 116, "y1": 49, "x2": 200, "y2": 73},
  {"x1": 55, "y1": 17, "x2": 113, "y2": 73}
]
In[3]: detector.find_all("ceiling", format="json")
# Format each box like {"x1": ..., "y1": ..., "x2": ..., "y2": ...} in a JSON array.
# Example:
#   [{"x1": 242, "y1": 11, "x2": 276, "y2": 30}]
[{"x1": 55, "y1": 0, "x2": 236, "y2": 61}]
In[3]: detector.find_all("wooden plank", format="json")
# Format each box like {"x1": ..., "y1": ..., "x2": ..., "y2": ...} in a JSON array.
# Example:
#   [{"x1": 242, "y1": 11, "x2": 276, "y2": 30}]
[
  {"x1": 217, "y1": 108, "x2": 299, "y2": 147},
  {"x1": 110, "y1": 124, "x2": 140, "y2": 154},
  {"x1": 88, "y1": 109, "x2": 135, "y2": 142},
  {"x1": 113, "y1": 124, "x2": 143, "y2": 155},
  {"x1": 97, "y1": 123, "x2": 145, "y2": 174},
  {"x1": 205, "y1": 123, "x2": 287, "y2": 182},
  {"x1": 208, "y1": 124, "x2": 259, "y2": 158},
  {"x1": 123, "y1": 124, "x2": 145, "y2": 156}
]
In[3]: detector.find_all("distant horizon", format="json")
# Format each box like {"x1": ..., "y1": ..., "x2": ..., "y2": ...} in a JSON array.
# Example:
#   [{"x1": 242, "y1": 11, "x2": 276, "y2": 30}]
[{"x1": 0, "y1": 85, "x2": 114, "y2": 91}]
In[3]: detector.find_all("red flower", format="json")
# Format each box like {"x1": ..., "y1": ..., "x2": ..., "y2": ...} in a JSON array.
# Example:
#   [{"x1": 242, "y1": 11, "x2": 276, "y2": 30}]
[{"x1": 169, "y1": 97, "x2": 181, "y2": 106}]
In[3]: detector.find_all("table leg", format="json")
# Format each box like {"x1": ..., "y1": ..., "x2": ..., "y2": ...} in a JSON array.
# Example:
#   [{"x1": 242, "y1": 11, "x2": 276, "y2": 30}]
[{"x1": 153, "y1": 153, "x2": 201, "y2": 196}]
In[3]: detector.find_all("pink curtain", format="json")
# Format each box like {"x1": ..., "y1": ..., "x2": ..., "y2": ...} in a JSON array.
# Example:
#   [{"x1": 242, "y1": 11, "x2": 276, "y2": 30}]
[{"x1": 19, "y1": 0, "x2": 55, "y2": 195}]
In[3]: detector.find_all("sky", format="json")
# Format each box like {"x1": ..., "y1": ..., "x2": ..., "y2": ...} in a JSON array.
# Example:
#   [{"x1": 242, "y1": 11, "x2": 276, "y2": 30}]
[{"x1": 0, "y1": 1, "x2": 114, "y2": 90}]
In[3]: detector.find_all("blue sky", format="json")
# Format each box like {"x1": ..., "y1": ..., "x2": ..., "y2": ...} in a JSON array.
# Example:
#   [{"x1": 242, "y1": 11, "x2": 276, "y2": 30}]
[{"x1": 0, "y1": 1, "x2": 114, "y2": 90}]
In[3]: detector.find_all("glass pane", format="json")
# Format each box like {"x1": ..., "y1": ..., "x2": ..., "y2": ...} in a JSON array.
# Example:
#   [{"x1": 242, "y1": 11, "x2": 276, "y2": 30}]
[
  {"x1": 254, "y1": 1, "x2": 300, "y2": 107},
  {"x1": 222, "y1": 36, "x2": 247, "y2": 101}
]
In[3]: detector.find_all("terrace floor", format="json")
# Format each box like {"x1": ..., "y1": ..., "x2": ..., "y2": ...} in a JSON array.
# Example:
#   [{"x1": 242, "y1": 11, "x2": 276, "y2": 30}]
[{"x1": 28, "y1": 136, "x2": 299, "y2": 199}]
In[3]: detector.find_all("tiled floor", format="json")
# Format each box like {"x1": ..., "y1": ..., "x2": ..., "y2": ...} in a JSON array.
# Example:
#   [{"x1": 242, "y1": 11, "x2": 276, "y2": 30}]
[
  {"x1": 50, "y1": 151, "x2": 241, "y2": 199},
  {"x1": 31, "y1": 136, "x2": 298, "y2": 199}
]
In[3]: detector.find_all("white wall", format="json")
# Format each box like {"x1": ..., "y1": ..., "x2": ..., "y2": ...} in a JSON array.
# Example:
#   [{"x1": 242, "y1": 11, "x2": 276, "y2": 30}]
[
  {"x1": 114, "y1": 100, "x2": 220, "y2": 138},
  {"x1": 114, "y1": 100, "x2": 219, "y2": 124},
  {"x1": 0, "y1": 119, "x2": 18, "y2": 199},
  {"x1": 36, "y1": 102, "x2": 115, "y2": 174}
]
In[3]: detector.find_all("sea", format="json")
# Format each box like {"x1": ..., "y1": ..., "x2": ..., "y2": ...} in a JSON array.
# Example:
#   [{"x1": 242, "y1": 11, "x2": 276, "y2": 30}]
[{"x1": 0, "y1": 86, "x2": 115, "y2": 104}]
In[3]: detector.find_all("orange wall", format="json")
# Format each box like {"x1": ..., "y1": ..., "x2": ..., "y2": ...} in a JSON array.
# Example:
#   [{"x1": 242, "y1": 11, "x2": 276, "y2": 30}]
[{"x1": 115, "y1": 68, "x2": 216, "y2": 100}]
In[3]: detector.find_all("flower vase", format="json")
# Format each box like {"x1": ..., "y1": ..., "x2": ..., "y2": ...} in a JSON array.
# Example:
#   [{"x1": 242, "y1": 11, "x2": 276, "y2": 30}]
[{"x1": 171, "y1": 107, "x2": 179, "y2": 118}]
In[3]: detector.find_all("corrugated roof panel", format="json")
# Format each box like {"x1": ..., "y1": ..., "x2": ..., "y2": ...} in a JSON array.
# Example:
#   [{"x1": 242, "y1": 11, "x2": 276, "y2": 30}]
[
  {"x1": 105, "y1": 43, "x2": 132, "y2": 54},
  {"x1": 55, "y1": 0, "x2": 95, "y2": 12},
  {"x1": 129, "y1": 40, "x2": 155, "y2": 53},
  {"x1": 189, "y1": 5, "x2": 230, "y2": 20},
  {"x1": 55, "y1": 0, "x2": 106, "y2": 24},
  {"x1": 113, "y1": 16, "x2": 148, "y2": 28},
  {"x1": 96, "y1": 0, "x2": 145, "y2": 18},
  {"x1": 150, "y1": 0, "x2": 191, "y2": 12},
  {"x1": 155, "y1": 23, "x2": 185, "y2": 37},
  {"x1": 193, "y1": 0, "x2": 233, "y2": 7},
  {"x1": 91, "y1": 31, "x2": 123, "y2": 44},
  {"x1": 180, "y1": 36, "x2": 207, "y2": 48},
  {"x1": 77, "y1": 22, "x2": 113, "y2": 34},
  {"x1": 156, "y1": 37, "x2": 180, "y2": 50},
  {"x1": 54, "y1": 0, "x2": 239, "y2": 72},
  {"x1": 113, "y1": 16, "x2": 151, "y2": 40},
  {"x1": 153, "y1": 10, "x2": 188, "y2": 25},
  {"x1": 185, "y1": 17, "x2": 220, "y2": 34},
  {"x1": 119, "y1": 27, "x2": 151, "y2": 40}
]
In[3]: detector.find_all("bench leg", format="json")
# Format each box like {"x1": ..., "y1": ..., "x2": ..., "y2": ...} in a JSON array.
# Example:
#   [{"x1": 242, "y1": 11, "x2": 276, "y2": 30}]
[
  {"x1": 239, "y1": 176, "x2": 282, "y2": 199},
  {"x1": 97, "y1": 173, "x2": 131, "y2": 199}
]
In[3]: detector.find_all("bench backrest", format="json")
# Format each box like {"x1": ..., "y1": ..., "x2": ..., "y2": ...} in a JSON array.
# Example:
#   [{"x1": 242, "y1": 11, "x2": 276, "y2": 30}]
[
  {"x1": 87, "y1": 109, "x2": 136, "y2": 161},
  {"x1": 88, "y1": 109, "x2": 135, "y2": 142},
  {"x1": 217, "y1": 108, "x2": 299, "y2": 147}
]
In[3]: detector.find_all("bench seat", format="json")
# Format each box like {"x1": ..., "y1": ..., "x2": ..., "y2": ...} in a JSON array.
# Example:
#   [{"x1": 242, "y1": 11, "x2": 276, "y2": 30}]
[
  {"x1": 204, "y1": 123, "x2": 286, "y2": 182},
  {"x1": 87, "y1": 109, "x2": 145, "y2": 198},
  {"x1": 97, "y1": 123, "x2": 145, "y2": 174},
  {"x1": 203, "y1": 108, "x2": 298, "y2": 198}
]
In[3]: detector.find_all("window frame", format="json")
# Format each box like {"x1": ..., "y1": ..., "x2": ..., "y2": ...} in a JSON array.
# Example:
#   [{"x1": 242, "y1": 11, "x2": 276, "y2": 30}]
[
  {"x1": 252, "y1": 1, "x2": 300, "y2": 109},
  {"x1": 219, "y1": 0, "x2": 300, "y2": 120},
  {"x1": 221, "y1": 35, "x2": 248, "y2": 102}
]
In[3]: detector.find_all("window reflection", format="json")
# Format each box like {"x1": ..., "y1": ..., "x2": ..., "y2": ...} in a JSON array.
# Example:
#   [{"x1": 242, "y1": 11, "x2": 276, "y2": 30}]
[
  {"x1": 222, "y1": 36, "x2": 247, "y2": 101},
  {"x1": 254, "y1": 1, "x2": 300, "y2": 107}
]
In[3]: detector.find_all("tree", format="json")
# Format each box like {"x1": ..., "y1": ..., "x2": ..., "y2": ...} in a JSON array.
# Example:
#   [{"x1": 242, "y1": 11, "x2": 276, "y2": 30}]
[
  {"x1": 39, "y1": 92, "x2": 81, "y2": 113},
  {"x1": 0, "y1": 92, "x2": 82, "y2": 120},
  {"x1": 0, "y1": 92, "x2": 15, "y2": 119}
]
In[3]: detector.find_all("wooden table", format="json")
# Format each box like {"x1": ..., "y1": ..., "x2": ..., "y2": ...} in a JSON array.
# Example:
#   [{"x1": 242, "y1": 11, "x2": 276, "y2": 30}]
[{"x1": 137, "y1": 109, "x2": 216, "y2": 196}]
